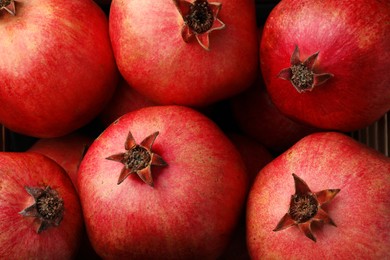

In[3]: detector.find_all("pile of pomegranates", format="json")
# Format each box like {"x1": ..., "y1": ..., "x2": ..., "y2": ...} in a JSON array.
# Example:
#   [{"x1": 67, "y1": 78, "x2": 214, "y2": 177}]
[{"x1": 0, "y1": 0, "x2": 388, "y2": 259}]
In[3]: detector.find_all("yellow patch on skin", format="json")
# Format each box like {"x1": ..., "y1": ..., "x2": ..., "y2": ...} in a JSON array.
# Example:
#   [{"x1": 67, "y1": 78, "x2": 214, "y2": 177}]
[{"x1": 357, "y1": 27, "x2": 377, "y2": 50}]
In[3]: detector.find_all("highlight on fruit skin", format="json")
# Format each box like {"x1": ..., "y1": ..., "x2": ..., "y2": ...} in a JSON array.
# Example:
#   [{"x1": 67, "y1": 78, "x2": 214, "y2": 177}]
[
  {"x1": 273, "y1": 173, "x2": 340, "y2": 242},
  {"x1": 106, "y1": 131, "x2": 168, "y2": 186}
]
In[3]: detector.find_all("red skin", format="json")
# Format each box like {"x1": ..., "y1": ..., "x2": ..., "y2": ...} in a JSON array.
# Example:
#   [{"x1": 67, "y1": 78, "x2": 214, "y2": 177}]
[
  {"x1": 100, "y1": 78, "x2": 157, "y2": 126},
  {"x1": 260, "y1": 0, "x2": 390, "y2": 132},
  {"x1": 109, "y1": 0, "x2": 258, "y2": 106},
  {"x1": 0, "y1": 152, "x2": 83, "y2": 259},
  {"x1": 28, "y1": 134, "x2": 101, "y2": 260},
  {"x1": 220, "y1": 134, "x2": 273, "y2": 260},
  {"x1": 0, "y1": 0, "x2": 119, "y2": 138},
  {"x1": 78, "y1": 105, "x2": 248, "y2": 259},
  {"x1": 28, "y1": 133, "x2": 93, "y2": 192},
  {"x1": 231, "y1": 81, "x2": 319, "y2": 153},
  {"x1": 228, "y1": 133, "x2": 273, "y2": 185},
  {"x1": 247, "y1": 132, "x2": 390, "y2": 259}
]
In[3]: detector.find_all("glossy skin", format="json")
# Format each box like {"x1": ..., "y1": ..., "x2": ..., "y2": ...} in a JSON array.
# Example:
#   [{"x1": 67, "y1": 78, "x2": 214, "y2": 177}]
[
  {"x1": 0, "y1": 0, "x2": 118, "y2": 137},
  {"x1": 78, "y1": 106, "x2": 248, "y2": 259},
  {"x1": 260, "y1": 0, "x2": 390, "y2": 132},
  {"x1": 0, "y1": 152, "x2": 83, "y2": 259},
  {"x1": 28, "y1": 133, "x2": 93, "y2": 191},
  {"x1": 109, "y1": 0, "x2": 258, "y2": 106},
  {"x1": 247, "y1": 132, "x2": 390, "y2": 259}
]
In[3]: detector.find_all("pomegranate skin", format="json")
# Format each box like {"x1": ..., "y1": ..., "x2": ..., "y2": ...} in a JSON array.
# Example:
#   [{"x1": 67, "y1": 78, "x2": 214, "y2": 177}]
[
  {"x1": 99, "y1": 78, "x2": 157, "y2": 126},
  {"x1": 109, "y1": 0, "x2": 258, "y2": 106},
  {"x1": 78, "y1": 105, "x2": 248, "y2": 259},
  {"x1": 228, "y1": 133, "x2": 273, "y2": 185},
  {"x1": 0, "y1": 152, "x2": 83, "y2": 259},
  {"x1": 28, "y1": 133, "x2": 93, "y2": 192},
  {"x1": 231, "y1": 81, "x2": 320, "y2": 153},
  {"x1": 0, "y1": 0, "x2": 119, "y2": 138},
  {"x1": 247, "y1": 132, "x2": 390, "y2": 259},
  {"x1": 260, "y1": 0, "x2": 390, "y2": 132}
]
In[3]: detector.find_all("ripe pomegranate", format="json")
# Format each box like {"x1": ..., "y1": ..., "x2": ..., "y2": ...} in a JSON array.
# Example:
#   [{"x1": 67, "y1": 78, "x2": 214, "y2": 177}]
[
  {"x1": 247, "y1": 132, "x2": 390, "y2": 259},
  {"x1": 109, "y1": 0, "x2": 258, "y2": 106},
  {"x1": 0, "y1": 0, "x2": 119, "y2": 138},
  {"x1": 220, "y1": 133, "x2": 273, "y2": 260},
  {"x1": 260, "y1": 0, "x2": 390, "y2": 132},
  {"x1": 28, "y1": 133, "x2": 93, "y2": 191},
  {"x1": 100, "y1": 78, "x2": 157, "y2": 126},
  {"x1": 78, "y1": 105, "x2": 248, "y2": 259},
  {"x1": 231, "y1": 79, "x2": 319, "y2": 153},
  {"x1": 228, "y1": 133, "x2": 273, "y2": 184},
  {"x1": 27, "y1": 134, "x2": 102, "y2": 260},
  {"x1": 0, "y1": 152, "x2": 83, "y2": 259}
]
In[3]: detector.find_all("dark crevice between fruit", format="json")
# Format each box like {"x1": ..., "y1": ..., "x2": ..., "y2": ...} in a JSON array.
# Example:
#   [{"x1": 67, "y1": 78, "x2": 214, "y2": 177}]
[{"x1": 19, "y1": 186, "x2": 64, "y2": 233}]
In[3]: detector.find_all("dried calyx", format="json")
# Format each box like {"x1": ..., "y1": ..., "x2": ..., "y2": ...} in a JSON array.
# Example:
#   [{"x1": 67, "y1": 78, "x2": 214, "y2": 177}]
[
  {"x1": 106, "y1": 131, "x2": 167, "y2": 187},
  {"x1": 0, "y1": 0, "x2": 15, "y2": 16},
  {"x1": 173, "y1": 0, "x2": 225, "y2": 51},
  {"x1": 278, "y1": 45, "x2": 334, "y2": 93},
  {"x1": 273, "y1": 174, "x2": 340, "y2": 242},
  {"x1": 19, "y1": 186, "x2": 64, "y2": 233}
]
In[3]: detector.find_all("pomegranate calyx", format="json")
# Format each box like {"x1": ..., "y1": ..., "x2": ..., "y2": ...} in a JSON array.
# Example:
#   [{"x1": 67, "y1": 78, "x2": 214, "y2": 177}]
[
  {"x1": 273, "y1": 173, "x2": 340, "y2": 242},
  {"x1": 277, "y1": 45, "x2": 334, "y2": 93},
  {"x1": 173, "y1": 0, "x2": 225, "y2": 51},
  {"x1": 106, "y1": 131, "x2": 168, "y2": 187},
  {"x1": 19, "y1": 186, "x2": 64, "y2": 233},
  {"x1": 0, "y1": 0, "x2": 15, "y2": 15}
]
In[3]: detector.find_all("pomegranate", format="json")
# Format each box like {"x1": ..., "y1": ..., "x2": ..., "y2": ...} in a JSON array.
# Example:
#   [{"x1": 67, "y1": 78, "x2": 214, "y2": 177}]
[
  {"x1": 220, "y1": 133, "x2": 273, "y2": 260},
  {"x1": 27, "y1": 134, "x2": 102, "y2": 260},
  {"x1": 78, "y1": 105, "x2": 248, "y2": 259},
  {"x1": 0, "y1": 152, "x2": 83, "y2": 259},
  {"x1": 247, "y1": 132, "x2": 390, "y2": 259},
  {"x1": 100, "y1": 78, "x2": 157, "y2": 126},
  {"x1": 0, "y1": 0, "x2": 119, "y2": 137},
  {"x1": 231, "y1": 79, "x2": 319, "y2": 153},
  {"x1": 28, "y1": 133, "x2": 93, "y2": 191},
  {"x1": 228, "y1": 133, "x2": 273, "y2": 184},
  {"x1": 109, "y1": 0, "x2": 258, "y2": 106},
  {"x1": 260, "y1": 0, "x2": 390, "y2": 132}
]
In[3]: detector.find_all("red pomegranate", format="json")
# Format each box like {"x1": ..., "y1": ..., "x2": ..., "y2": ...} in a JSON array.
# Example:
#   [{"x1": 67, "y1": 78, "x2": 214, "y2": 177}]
[
  {"x1": 27, "y1": 134, "x2": 102, "y2": 260},
  {"x1": 260, "y1": 0, "x2": 390, "y2": 132},
  {"x1": 231, "y1": 79, "x2": 319, "y2": 153},
  {"x1": 247, "y1": 132, "x2": 390, "y2": 259},
  {"x1": 109, "y1": 0, "x2": 258, "y2": 106},
  {"x1": 28, "y1": 133, "x2": 93, "y2": 191},
  {"x1": 228, "y1": 133, "x2": 273, "y2": 184},
  {"x1": 0, "y1": 0, "x2": 118, "y2": 137},
  {"x1": 0, "y1": 152, "x2": 83, "y2": 259},
  {"x1": 219, "y1": 133, "x2": 273, "y2": 260},
  {"x1": 78, "y1": 105, "x2": 248, "y2": 259},
  {"x1": 100, "y1": 78, "x2": 157, "y2": 126}
]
